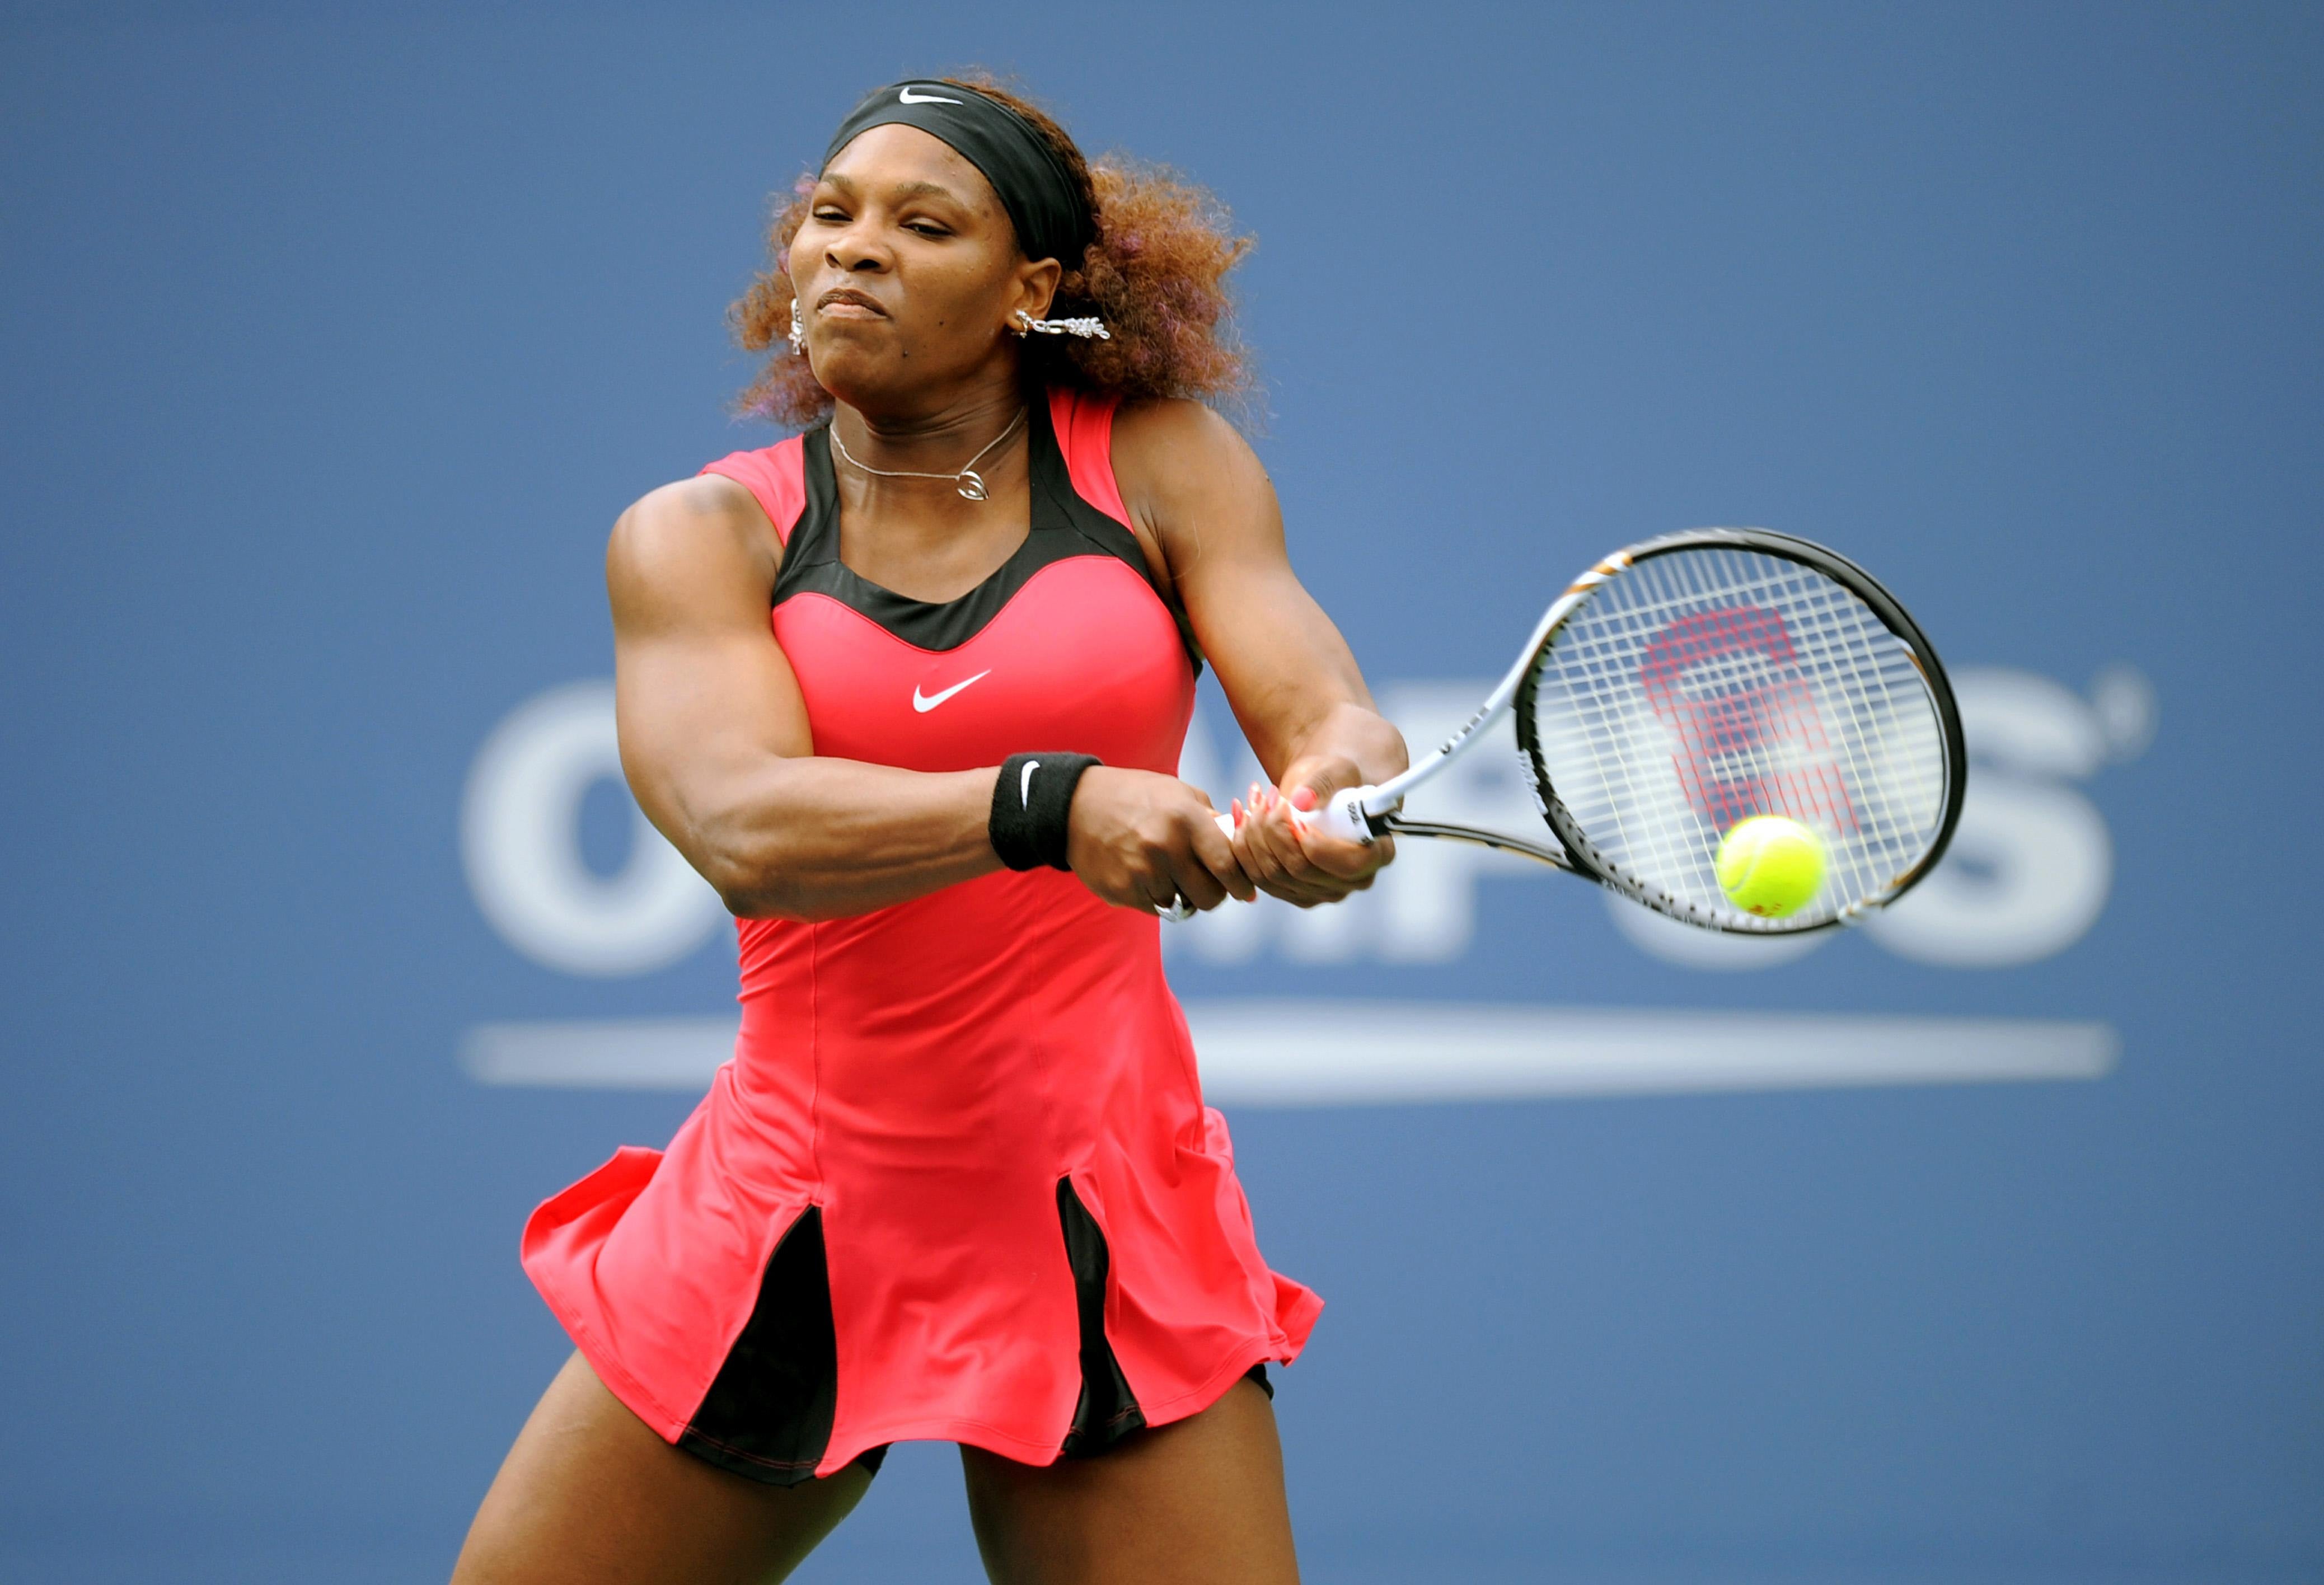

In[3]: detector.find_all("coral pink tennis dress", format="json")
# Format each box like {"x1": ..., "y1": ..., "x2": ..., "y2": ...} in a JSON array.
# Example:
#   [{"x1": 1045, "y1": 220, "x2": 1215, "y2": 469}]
[{"x1": 521, "y1": 388, "x2": 1321, "y2": 1483}]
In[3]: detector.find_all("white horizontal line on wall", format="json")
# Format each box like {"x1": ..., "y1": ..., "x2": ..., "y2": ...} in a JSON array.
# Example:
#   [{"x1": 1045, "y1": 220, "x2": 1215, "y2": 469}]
[
  {"x1": 462, "y1": 1017, "x2": 742, "y2": 1091},
  {"x1": 461, "y1": 1001, "x2": 2117, "y2": 1104}
]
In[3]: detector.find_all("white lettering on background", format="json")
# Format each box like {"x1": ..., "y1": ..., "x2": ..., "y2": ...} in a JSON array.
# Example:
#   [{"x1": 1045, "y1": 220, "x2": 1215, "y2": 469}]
[
  {"x1": 460, "y1": 682, "x2": 723, "y2": 976},
  {"x1": 1861, "y1": 667, "x2": 2148, "y2": 968},
  {"x1": 461, "y1": 666, "x2": 2150, "y2": 976}
]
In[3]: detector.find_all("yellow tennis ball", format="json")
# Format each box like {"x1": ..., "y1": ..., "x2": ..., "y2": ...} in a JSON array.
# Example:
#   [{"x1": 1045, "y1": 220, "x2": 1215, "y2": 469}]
[{"x1": 1715, "y1": 816, "x2": 1826, "y2": 918}]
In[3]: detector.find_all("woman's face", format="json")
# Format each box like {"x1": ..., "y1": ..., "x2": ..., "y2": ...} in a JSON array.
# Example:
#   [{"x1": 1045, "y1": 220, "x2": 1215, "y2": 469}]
[{"x1": 789, "y1": 124, "x2": 1058, "y2": 411}]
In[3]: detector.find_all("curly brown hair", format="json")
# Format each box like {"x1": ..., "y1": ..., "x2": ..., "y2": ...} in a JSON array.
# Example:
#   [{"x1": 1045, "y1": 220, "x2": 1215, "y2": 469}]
[{"x1": 731, "y1": 76, "x2": 1255, "y2": 429}]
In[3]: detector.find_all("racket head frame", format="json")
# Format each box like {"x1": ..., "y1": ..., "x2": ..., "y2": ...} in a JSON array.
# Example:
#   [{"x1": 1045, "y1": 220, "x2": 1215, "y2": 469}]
[{"x1": 1509, "y1": 527, "x2": 1967, "y2": 932}]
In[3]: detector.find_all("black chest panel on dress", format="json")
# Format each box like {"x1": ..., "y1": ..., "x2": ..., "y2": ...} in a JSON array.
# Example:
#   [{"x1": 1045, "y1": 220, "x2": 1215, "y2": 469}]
[{"x1": 773, "y1": 393, "x2": 1201, "y2": 670}]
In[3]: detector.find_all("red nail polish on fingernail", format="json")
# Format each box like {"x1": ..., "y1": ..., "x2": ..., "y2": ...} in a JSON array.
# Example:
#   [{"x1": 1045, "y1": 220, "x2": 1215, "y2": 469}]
[{"x1": 1289, "y1": 786, "x2": 1318, "y2": 812}]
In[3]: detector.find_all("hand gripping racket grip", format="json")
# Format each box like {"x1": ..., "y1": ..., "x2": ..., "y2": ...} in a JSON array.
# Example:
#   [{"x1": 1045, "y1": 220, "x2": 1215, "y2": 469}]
[
  {"x1": 1207, "y1": 785, "x2": 1379, "y2": 844},
  {"x1": 1166, "y1": 787, "x2": 1380, "y2": 922},
  {"x1": 1217, "y1": 776, "x2": 1375, "y2": 841}
]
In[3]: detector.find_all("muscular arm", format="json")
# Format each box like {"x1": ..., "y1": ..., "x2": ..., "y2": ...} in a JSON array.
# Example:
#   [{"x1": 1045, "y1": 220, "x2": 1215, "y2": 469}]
[
  {"x1": 609, "y1": 473, "x2": 1249, "y2": 921},
  {"x1": 608, "y1": 476, "x2": 1000, "y2": 920},
  {"x1": 1113, "y1": 402, "x2": 1409, "y2": 904}
]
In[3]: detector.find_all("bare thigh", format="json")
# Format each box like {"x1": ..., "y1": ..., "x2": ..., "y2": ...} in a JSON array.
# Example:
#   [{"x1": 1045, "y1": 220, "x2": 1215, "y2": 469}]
[
  {"x1": 449, "y1": 1352, "x2": 872, "y2": 1585},
  {"x1": 959, "y1": 1377, "x2": 1299, "y2": 1585}
]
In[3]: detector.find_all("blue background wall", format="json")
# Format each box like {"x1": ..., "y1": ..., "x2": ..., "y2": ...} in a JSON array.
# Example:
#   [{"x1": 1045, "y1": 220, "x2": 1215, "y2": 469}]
[{"x1": 3, "y1": 4, "x2": 2317, "y2": 1581}]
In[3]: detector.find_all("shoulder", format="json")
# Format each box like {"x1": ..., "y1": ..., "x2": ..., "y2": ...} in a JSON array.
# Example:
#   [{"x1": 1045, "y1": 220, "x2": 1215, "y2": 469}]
[
  {"x1": 1110, "y1": 397, "x2": 1269, "y2": 519},
  {"x1": 1108, "y1": 398, "x2": 1276, "y2": 558},
  {"x1": 1109, "y1": 397, "x2": 1257, "y2": 477},
  {"x1": 606, "y1": 474, "x2": 782, "y2": 622},
  {"x1": 611, "y1": 473, "x2": 776, "y2": 570}
]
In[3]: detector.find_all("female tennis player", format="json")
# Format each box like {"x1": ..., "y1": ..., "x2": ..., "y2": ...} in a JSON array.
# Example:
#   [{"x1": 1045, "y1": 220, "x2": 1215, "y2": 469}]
[{"x1": 452, "y1": 76, "x2": 1404, "y2": 1585}]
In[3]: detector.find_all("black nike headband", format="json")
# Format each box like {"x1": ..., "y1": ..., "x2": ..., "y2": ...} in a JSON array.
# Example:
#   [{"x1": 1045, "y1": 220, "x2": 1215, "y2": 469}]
[{"x1": 822, "y1": 81, "x2": 1094, "y2": 267}]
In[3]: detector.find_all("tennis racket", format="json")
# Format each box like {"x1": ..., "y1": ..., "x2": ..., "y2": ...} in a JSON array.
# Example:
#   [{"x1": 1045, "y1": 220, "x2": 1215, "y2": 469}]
[{"x1": 1189, "y1": 528, "x2": 1965, "y2": 935}]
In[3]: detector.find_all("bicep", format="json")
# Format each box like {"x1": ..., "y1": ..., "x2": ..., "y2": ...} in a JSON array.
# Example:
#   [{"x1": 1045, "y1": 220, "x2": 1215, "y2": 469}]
[
  {"x1": 607, "y1": 480, "x2": 807, "y2": 846},
  {"x1": 1116, "y1": 403, "x2": 1376, "y2": 771}
]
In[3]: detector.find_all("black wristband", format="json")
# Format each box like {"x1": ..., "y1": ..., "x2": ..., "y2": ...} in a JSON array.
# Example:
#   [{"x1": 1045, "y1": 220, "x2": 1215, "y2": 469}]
[{"x1": 990, "y1": 752, "x2": 1100, "y2": 871}]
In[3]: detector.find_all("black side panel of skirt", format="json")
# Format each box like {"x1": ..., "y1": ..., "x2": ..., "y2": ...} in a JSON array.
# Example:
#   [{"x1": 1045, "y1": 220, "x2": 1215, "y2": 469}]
[
  {"x1": 1056, "y1": 1179, "x2": 1148, "y2": 1458},
  {"x1": 678, "y1": 1206, "x2": 840, "y2": 1485}
]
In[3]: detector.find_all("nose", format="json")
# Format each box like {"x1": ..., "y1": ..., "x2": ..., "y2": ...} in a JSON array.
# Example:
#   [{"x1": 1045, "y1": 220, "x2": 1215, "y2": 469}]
[{"x1": 824, "y1": 217, "x2": 891, "y2": 275}]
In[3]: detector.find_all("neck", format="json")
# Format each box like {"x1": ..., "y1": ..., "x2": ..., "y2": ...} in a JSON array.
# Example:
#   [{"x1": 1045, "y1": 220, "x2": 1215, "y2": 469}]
[{"x1": 832, "y1": 379, "x2": 1027, "y2": 476}]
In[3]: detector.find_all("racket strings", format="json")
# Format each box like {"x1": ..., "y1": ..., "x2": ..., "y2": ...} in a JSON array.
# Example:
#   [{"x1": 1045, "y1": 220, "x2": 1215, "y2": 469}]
[
  {"x1": 1608, "y1": 552, "x2": 1939, "y2": 904},
  {"x1": 1527, "y1": 546, "x2": 1948, "y2": 929}
]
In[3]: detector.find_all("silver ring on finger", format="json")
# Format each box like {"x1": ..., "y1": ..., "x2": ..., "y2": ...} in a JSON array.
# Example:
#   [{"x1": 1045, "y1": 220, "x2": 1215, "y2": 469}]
[{"x1": 1155, "y1": 890, "x2": 1196, "y2": 922}]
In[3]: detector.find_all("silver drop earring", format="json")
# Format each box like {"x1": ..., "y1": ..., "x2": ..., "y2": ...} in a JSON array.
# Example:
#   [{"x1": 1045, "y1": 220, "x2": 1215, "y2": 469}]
[
  {"x1": 1011, "y1": 308, "x2": 1111, "y2": 341},
  {"x1": 788, "y1": 299, "x2": 808, "y2": 355}
]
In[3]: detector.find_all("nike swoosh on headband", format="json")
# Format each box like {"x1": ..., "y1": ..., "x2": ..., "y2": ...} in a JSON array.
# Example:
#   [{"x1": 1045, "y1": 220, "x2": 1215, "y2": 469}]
[
  {"x1": 912, "y1": 670, "x2": 992, "y2": 712},
  {"x1": 899, "y1": 86, "x2": 962, "y2": 104}
]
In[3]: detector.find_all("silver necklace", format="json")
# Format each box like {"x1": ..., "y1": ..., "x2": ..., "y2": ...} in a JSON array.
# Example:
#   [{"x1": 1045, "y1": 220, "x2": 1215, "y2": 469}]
[{"x1": 828, "y1": 407, "x2": 1026, "y2": 502}]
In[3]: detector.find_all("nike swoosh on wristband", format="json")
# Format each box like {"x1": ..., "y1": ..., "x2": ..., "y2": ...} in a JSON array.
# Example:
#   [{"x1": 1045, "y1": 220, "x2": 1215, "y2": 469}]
[
  {"x1": 899, "y1": 86, "x2": 963, "y2": 104},
  {"x1": 1021, "y1": 759, "x2": 1040, "y2": 805},
  {"x1": 912, "y1": 670, "x2": 992, "y2": 712}
]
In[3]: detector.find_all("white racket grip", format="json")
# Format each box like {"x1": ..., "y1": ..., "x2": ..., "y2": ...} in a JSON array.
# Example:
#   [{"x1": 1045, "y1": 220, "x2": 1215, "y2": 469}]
[{"x1": 1209, "y1": 785, "x2": 1377, "y2": 845}]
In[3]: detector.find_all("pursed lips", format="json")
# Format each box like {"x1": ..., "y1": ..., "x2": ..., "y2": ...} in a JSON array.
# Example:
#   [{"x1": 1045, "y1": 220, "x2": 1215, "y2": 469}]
[{"x1": 816, "y1": 288, "x2": 889, "y2": 318}]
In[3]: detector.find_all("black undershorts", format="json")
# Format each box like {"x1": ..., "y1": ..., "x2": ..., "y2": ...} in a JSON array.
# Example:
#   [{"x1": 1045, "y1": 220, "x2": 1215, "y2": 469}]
[{"x1": 706, "y1": 1363, "x2": 1273, "y2": 1484}]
